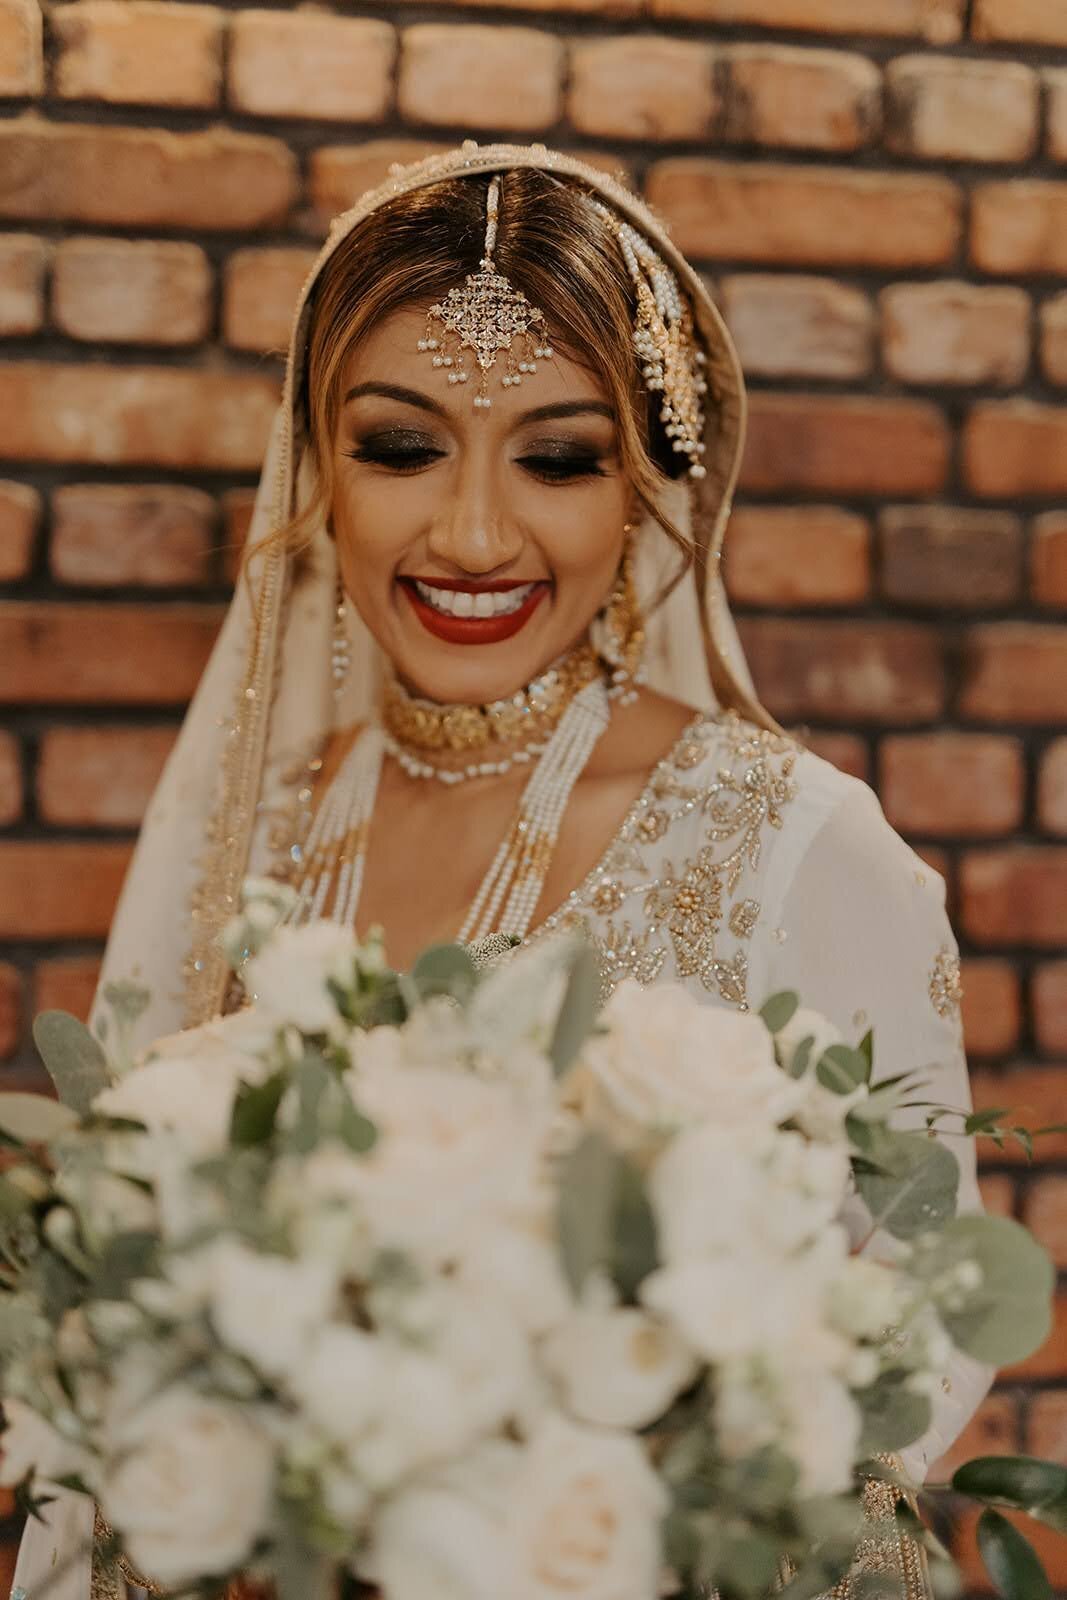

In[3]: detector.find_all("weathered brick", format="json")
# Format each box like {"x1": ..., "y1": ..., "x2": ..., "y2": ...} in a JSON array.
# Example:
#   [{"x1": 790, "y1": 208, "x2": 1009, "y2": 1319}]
[
  {"x1": 964, "y1": 403, "x2": 1067, "y2": 499},
  {"x1": 970, "y1": 1066, "x2": 1067, "y2": 1163},
  {"x1": 928, "y1": 1395, "x2": 1019, "y2": 1480},
  {"x1": 0, "y1": 842, "x2": 131, "y2": 939},
  {"x1": 51, "y1": 485, "x2": 216, "y2": 588},
  {"x1": 53, "y1": 1, "x2": 222, "y2": 109},
  {"x1": 0, "y1": 118, "x2": 296, "y2": 231},
  {"x1": 1038, "y1": 739, "x2": 1067, "y2": 835},
  {"x1": 955, "y1": 1503, "x2": 1067, "y2": 1589},
  {"x1": 1029, "y1": 1393, "x2": 1067, "y2": 1463},
  {"x1": 961, "y1": 849, "x2": 1067, "y2": 947},
  {"x1": 724, "y1": 506, "x2": 870, "y2": 607},
  {"x1": 569, "y1": 38, "x2": 713, "y2": 142},
  {"x1": 1040, "y1": 293, "x2": 1067, "y2": 385},
  {"x1": 878, "y1": 506, "x2": 1022, "y2": 610},
  {"x1": 422, "y1": 0, "x2": 639, "y2": 12},
  {"x1": 719, "y1": 275, "x2": 873, "y2": 380},
  {"x1": 1025, "y1": 1179, "x2": 1067, "y2": 1267},
  {"x1": 886, "y1": 55, "x2": 1037, "y2": 163},
  {"x1": 223, "y1": 247, "x2": 317, "y2": 355},
  {"x1": 881, "y1": 734, "x2": 1023, "y2": 838},
  {"x1": 52, "y1": 238, "x2": 212, "y2": 346},
  {"x1": 961, "y1": 625, "x2": 1067, "y2": 724},
  {"x1": 960, "y1": 958, "x2": 1020, "y2": 1058},
  {"x1": 722, "y1": 45, "x2": 880, "y2": 152},
  {"x1": 399, "y1": 26, "x2": 564, "y2": 133},
  {"x1": 0, "y1": 480, "x2": 39, "y2": 582},
  {"x1": 0, "y1": 962, "x2": 20, "y2": 1059},
  {"x1": 0, "y1": 731, "x2": 21, "y2": 826},
  {"x1": 796, "y1": 730, "x2": 868, "y2": 781},
  {"x1": 736, "y1": 619, "x2": 943, "y2": 724},
  {"x1": 646, "y1": 161, "x2": 960, "y2": 269},
  {"x1": 34, "y1": 956, "x2": 101, "y2": 1023},
  {"x1": 0, "y1": 231, "x2": 46, "y2": 335},
  {"x1": 1047, "y1": 69, "x2": 1067, "y2": 163},
  {"x1": 0, "y1": 363, "x2": 278, "y2": 469},
  {"x1": 743, "y1": 395, "x2": 949, "y2": 496},
  {"x1": 973, "y1": 0, "x2": 1067, "y2": 46},
  {"x1": 976, "y1": 1173, "x2": 1015, "y2": 1215},
  {"x1": 0, "y1": 602, "x2": 223, "y2": 705},
  {"x1": 229, "y1": 11, "x2": 395, "y2": 124},
  {"x1": 972, "y1": 181, "x2": 1067, "y2": 277},
  {"x1": 648, "y1": 0, "x2": 963, "y2": 39},
  {"x1": 1034, "y1": 961, "x2": 1067, "y2": 1055},
  {"x1": 881, "y1": 282, "x2": 1030, "y2": 388},
  {"x1": 308, "y1": 140, "x2": 449, "y2": 226},
  {"x1": 38, "y1": 726, "x2": 176, "y2": 828},
  {"x1": 0, "y1": 0, "x2": 42, "y2": 96},
  {"x1": 1032, "y1": 512, "x2": 1067, "y2": 608}
]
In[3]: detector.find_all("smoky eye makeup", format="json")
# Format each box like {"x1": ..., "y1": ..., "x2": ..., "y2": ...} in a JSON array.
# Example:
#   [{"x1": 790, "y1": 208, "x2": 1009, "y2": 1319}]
[
  {"x1": 515, "y1": 434, "x2": 616, "y2": 482},
  {"x1": 343, "y1": 426, "x2": 447, "y2": 471}
]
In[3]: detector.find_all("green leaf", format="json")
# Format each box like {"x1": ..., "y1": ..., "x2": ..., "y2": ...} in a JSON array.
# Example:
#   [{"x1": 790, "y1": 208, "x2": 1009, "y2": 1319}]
[
  {"x1": 549, "y1": 942, "x2": 603, "y2": 1079},
  {"x1": 32, "y1": 1011, "x2": 111, "y2": 1116},
  {"x1": 0, "y1": 1172, "x2": 35, "y2": 1222},
  {"x1": 857, "y1": 1372, "x2": 932, "y2": 1454},
  {"x1": 556, "y1": 1131, "x2": 657, "y2": 1299},
  {"x1": 855, "y1": 1131, "x2": 960, "y2": 1240},
  {"x1": 0, "y1": 1092, "x2": 80, "y2": 1145},
  {"x1": 760, "y1": 991, "x2": 798, "y2": 1034},
  {"x1": 411, "y1": 943, "x2": 478, "y2": 1004},
  {"x1": 817, "y1": 1044, "x2": 870, "y2": 1095},
  {"x1": 230, "y1": 1070, "x2": 288, "y2": 1147},
  {"x1": 977, "y1": 1510, "x2": 1052, "y2": 1600},
  {"x1": 933, "y1": 1217, "x2": 1054, "y2": 1366},
  {"x1": 336, "y1": 1097, "x2": 377, "y2": 1155},
  {"x1": 787, "y1": 1036, "x2": 815, "y2": 1079},
  {"x1": 92, "y1": 1229, "x2": 159, "y2": 1298},
  {"x1": 953, "y1": 1457, "x2": 1067, "y2": 1514},
  {"x1": 858, "y1": 1027, "x2": 874, "y2": 1080},
  {"x1": 965, "y1": 1108, "x2": 1011, "y2": 1136}
]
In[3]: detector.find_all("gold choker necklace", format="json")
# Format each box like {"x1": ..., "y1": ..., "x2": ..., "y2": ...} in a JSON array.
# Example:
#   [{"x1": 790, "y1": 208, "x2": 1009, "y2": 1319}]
[{"x1": 381, "y1": 639, "x2": 601, "y2": 755}]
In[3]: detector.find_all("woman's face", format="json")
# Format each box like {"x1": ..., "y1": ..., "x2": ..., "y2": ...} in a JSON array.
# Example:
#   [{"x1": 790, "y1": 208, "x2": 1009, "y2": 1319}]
[{"x1": 331, "y1": 304, "x2": 632, "y2": 706}]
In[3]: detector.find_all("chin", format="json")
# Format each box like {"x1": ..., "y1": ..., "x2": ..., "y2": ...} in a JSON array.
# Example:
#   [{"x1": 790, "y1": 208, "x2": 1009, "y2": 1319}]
[{"x1": 397, "y1": 645, "x2": 554, "y2": 706}]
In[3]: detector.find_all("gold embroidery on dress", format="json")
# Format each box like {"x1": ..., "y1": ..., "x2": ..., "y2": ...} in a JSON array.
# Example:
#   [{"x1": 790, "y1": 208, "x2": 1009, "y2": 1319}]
[
  {"x1": 729, "y1": 897, "x2": 760, "y2": 940},
  {"x1": 92, "y1": 1502, "x2": 165, "y2": 1598},
  {"x1": 929, "y1": 945, "x2": 963, "y2": 1018}
]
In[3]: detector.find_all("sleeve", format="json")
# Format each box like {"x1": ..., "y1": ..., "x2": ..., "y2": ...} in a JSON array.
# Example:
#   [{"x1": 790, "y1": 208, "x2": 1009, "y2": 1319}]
[{"x1": 757, "y1": 779, "x2": 995, "y2": 1486}]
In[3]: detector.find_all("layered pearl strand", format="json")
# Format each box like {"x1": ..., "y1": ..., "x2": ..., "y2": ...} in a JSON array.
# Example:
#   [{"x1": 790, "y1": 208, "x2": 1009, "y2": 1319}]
[{"x1": 382, "y1": 728, "x2": 548, "y2": 785}]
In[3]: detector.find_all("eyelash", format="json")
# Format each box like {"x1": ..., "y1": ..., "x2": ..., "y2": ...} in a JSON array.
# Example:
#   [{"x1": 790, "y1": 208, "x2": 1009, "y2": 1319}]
[{"x1": 346, "y1": 445, "x2": 607, "y2": 484}]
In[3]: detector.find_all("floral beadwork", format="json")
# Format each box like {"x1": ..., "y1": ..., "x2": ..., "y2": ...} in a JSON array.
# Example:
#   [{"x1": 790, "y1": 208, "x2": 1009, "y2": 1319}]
[{"x1": 929, "y1": 944, "x2": 963, "y2": 1018}]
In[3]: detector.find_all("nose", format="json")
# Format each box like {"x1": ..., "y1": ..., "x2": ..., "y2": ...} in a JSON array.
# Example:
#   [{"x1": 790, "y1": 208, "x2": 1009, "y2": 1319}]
[{"x1": 425, "y1": 449, "x2": 523, "y2": 575}]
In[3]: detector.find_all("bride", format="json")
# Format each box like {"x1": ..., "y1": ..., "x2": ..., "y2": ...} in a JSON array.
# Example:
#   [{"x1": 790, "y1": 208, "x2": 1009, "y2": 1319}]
[{"x1": 10, "y1": 143, "x2": 992, "y2": 1600}]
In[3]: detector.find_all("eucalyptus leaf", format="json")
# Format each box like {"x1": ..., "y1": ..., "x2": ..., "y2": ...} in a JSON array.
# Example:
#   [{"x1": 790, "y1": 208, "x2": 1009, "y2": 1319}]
[
  {"x1": 977, "y1": 1510, "x2": 1052, "y2": 1600},
  {"x1": 788, "y1": 1036, "x2": 815, "y2": 1079},
  {"x1": 817, "y1": 1044, "x2": 870, "y2": 1095},
  {"x1": 411, "y1": 943, "x2": 478, "y2": 1004},
  {"x1": 230, "y1": 1071, "x2": 287, "y2": 1148},
  {"x1": 0, "y1": 1092, "x2": 80, "y2": 1146},
  {"x1": 857, "y1": 1372, "x2": 932, "y2": 1454},
  {"x1": 92, "y1": 1229, "x2": 159, "y2": 1298},
  {"x1": 952, "y1": 1457, "x2": 1067, "y2": 1513},
  {"x1": 549, "y1": 942, "x2": 603, "y2": 1078},
  {"x1": 32, "y1": 1011, "x2": 111, "y2": 1116},
  {"x1": 760, "y1": 991, "x2": 798, "y2": 1034},
  {"x1": 336, "y1": 1097, "x2": 377, "y2": 1155},
  {"x1": 0, "y1": 1172, "x2": 34, "y2": 1222},
  {"x1": 854, "y1": 1131, "x2": 959, "y2": 1240},
  {"x1": 933, "y1": 1217, "x2": 1054, "y2": 1366},
  {"x1": 556, "y1": 1131, "x2": 657, "y2": 1298}
]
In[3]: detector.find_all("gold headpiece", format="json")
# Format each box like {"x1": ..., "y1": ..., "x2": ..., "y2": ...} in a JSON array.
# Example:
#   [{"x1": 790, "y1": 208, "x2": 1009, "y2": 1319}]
[{"x1": 418, "y1": 173, "x2": 555, "y2": 409}]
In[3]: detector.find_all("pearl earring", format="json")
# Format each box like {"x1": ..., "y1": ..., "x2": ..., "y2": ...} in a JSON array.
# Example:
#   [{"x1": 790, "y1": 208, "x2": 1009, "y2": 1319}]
[{"x1": 331, "y1": 573, "x2": 351, "y2": 698}]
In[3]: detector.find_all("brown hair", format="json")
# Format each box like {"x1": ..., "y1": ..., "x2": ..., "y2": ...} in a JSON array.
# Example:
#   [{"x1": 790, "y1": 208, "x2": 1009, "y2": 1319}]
[{"x1": 263, "y1": 167, "x2": 700, "y2": 595}]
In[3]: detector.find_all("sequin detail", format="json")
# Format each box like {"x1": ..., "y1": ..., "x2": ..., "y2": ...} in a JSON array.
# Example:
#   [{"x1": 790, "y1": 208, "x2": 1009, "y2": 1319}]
[{"x1": 929, "y1": 945, "x2": 963, "y2": 1018}]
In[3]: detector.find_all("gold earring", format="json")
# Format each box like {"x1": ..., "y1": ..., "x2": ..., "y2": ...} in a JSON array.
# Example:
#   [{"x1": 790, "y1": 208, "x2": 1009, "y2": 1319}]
[
  {"x1": 592, "y1": 533, "x2": 645, "y2": 698},
  {"x1": 331, "y1": 572, "x2": 351, "y2": 698}
]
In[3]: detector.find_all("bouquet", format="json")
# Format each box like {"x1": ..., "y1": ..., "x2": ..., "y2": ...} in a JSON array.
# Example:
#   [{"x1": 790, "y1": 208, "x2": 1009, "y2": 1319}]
[{"x1": 0, "y1": 877, "x2": 1062, "y2": 1600}]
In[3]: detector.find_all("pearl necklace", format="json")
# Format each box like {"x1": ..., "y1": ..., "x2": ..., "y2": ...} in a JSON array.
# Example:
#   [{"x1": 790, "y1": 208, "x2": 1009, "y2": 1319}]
[{"x1": 383, "y1": 730, "x2": 548, "y2": 785}]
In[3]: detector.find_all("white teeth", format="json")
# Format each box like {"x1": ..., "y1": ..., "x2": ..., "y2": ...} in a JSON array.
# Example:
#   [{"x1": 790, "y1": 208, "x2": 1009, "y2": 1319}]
[{"x1": 411, "y1": 580, "x2": 537, "y2": 618}]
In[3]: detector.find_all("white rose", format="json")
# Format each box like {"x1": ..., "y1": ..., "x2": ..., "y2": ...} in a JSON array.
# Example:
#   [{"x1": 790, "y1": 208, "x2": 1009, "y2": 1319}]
[
  {"x1": 147, "y1": 1007, "x2": 279, "y2": 1066},
  {"x1": 369, "y1": 1455, "x2": 514, "y2": 1600},
  {"x1": 456, "y1": 1215, "x2": 572, "y2": 1338},
  {"x1": 203, "y1": 1238, "x2": 339, "y2": 1382},
  {"x1": 244, "y1": 921, "x2": 358, "y2": 1033},
  {"x1": 828, "y1": 1257, "x2": 909, "y2": 1342},
  {"x1": 0, "y1": 1397, "x2": 94, "y2": 1489},
  {"x1": 541, "y1": 1304, "x2": 699, "y2": 1429},
  {"x1": 778, "y1": 1370, "x2": 861, "y2": 1496},
  {"x1": 100, "y1": 1385, "x2": 275, "y2": 1587},
  {"x1": 775, "y1": 1007, "x2": 842, "y2": 1072},
  {"x1": 93, "y1": 1050, "x2": 265, "y2": 1157}
]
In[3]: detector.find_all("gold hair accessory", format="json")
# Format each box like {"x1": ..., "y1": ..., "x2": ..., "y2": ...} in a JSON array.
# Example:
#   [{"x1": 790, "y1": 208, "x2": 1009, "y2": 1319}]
[{"x1": 418, "y1": 174, "x2": 554, "y2": 409}]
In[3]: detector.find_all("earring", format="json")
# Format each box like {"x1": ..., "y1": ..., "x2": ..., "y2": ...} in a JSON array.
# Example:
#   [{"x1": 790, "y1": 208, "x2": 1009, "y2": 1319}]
[
  {"x1": 592, "y1": 530, "x2": 645, "y2": 703},
  {"x1": 331, "y1": 572, "x2": 351, "y2": 698}
]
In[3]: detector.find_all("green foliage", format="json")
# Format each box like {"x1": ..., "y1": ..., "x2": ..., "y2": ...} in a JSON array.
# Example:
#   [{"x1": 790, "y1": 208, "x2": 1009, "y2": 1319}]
[
  {"x1": 557, "y1": 1131, "x2": 657, "y2": 1300},
  {"x1": 817, "y1": 1043, "x2": 871, "y2": 1094},
  {"x1": 953, "y1": 1458, "x2": 1067, "y2": 1534},
  {"x1": 410, "y1": 942, "x2": 478, "y2": 1005},
  {"x1": 550, "y1": 941, "x2": 603, "y2": 1078},
  {"x1": 977, "y1": 1510, "x2": 1052, "y2": 1600},
  {"x1": 760, "y1": 991, "x2": 799, "y2": 1034},
  {"x1": 32, "y1": 1011, "x2": 111, "y2": 1115},
  {"x1": 0, "y1": 1092, "x2": 80, "y2": 1146},
  {"x1": 854, "y1": 1130, "x2": 959, "y2": 1239},
  {"x1": 928, "y1": 1217, "x2": 1054, "y2": 1366},
  {"x1": 856, "y1": 1372, "x2": 932, "y2": 1454},
  {"x1": 230, "y1": 1070, "x2": 289, "y2": 1147}
]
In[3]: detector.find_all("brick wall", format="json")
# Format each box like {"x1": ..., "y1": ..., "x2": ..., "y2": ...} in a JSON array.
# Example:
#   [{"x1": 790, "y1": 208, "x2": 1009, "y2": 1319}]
[{"x1": 1, "y1": 0, "x2": 1066, "y2": 1589}]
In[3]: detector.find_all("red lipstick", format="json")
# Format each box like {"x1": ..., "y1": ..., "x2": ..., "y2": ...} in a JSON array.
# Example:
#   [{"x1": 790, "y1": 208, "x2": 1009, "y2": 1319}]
[{"x1": 399, "y1": 578, "x2": 549, "y2": 646}]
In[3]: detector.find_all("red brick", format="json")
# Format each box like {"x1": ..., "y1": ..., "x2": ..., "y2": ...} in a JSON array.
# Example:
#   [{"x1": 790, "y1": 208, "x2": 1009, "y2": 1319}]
[
  {"x1": 53, "y1": 1, "x2": 222, "y2": 109},
  {"x1": 1038, "y1": 741, "x2": 1067, "y2": 837},
  {"x1": 737, "y1": 619, "x2": 943, "y2": 724},
  {"x1": 743, "y1": 395, "x2": 949, "y2": 496},
  {"x1": 960, "y1": 959, "x2": 1021, "y2": 1059},
  {"x1": 399, "y1": 26, "x2": 563, "y2": 133},
  {"x1": 795, "y1": 730, "x2": 868, "y2": 781},
  {"x1": 0, "y1": 841, "x2": 132, "y2": 939},
  {"x1": 881, "y1": 734, "x2": 1023, "y2": 838},
  {"x1": 969, "y1": 1067, "x2": 1067, "y2": 1163},
  {"x1": 0, "y1": 0, "x2": 42, "y2": 96},
  {"x1": 648, "y1": 0, "x2": 963, "y2": 38},
  {"x1": 973, "y1": 0, "x2": 1067, "y2": 46},
  {"x1": 1040, "y1": 293, "x2": 1067, "y2": 386},
  {"x1": 38, "y1": 726, "x2": 176, "y2": 828},
  {"x1": 0, "y1": 730, "x2": 21, "y2": 826},
  {"x1": 879, "y1": 506, "x2": 1022, "y2": 610},
  {"x1": 881, "y1": 283, "x2": 1030, "y2": 388},
  {"x1": 886, "y1": 56, "x2": 1037, "y2": 163},
  {"x1": 0, "y1": 963, "x2": 20, "y2": 1059},
  {"x1": 0, "y1": 231, "x2": 46, "y2": 335},
  {"x1": 569, "y1": 38, "x2": 714, "y2": 142},
  {"x1": 928, "y1": 1394, "x2": 1019, "y2": 1481},
  {"x1": 1047, "y1": 70, "x2": 1067, "y2": 164},
  {"x1": 954, "y1": 1504, "x2": 1067, "y2": 1590},
  {"x1": 422, "y1": 0, "x2": 639, "y2": 12},
  {"x1": 1033, "y1": 961, "x2": 1067, "y2": 1054},
  {"x1": 961, "y1": 625, "x2": 1067, "y2": 724},
  {"x1": 645, "y1": 161, "x2": 960, "y2": 268},
  {"x1": 223, "y1": 247, "x2": 316, "y2": 356},
  {"x1": 0, "y1": 479, "x2": 39, "y2": 581},
  {"x1": 308, "y1": 139, "x2": 449, "y2": 226},
  {"x1": 0, "y1": 602, "x2": 223, "y2": 705},
  {"x1": 976, "y1": 1173, "x2": 1015, "y2": 1216},
  {"x1": 229, "y1": 11, "x2": 395, "y2": 124},
  {"x1": 722, "y1": 46, "x2": 880, "y2": 152},
  {"x1": 972, "y1": 182, "x2": 1067, "y2": 277},
  {"x1": 1031, "y1": 512, "x2": 1067, "y2": 608},
  {"x1": 724, "y1": 506, "x2": 870, "y2": 607},
  {"x1": 719, "y1": 275, "x2": 873, "y2": 380},
  {"x1": 51, "y1": 484, "x2": 216, "y2": 589},
  {"x1": 962, "y1": 849, "x2": 1067, "y2": 948},
  {"x1": 1001, "y1": 1291, "x2": 1067, "y2": 1383},
  {"x1": 1024, "y1": 1177, "x2": 1067, "y2": 1268},
  {"x1": 52, "y1": 237, "x2": 212, "y2": 346},
  {"x1": 34, "y1": 956, "x2": 101, "y2": 1023},
  {"x1": 964, "y1": 404, "x2": 1067, "y2": 500},
  {"x1": 1029, "y1": 1393, "x2": 1067, "y2": 1461},
  {"x1": 0, "y1": 117, "x2": 296, "y2": 231},
  {"x1": 0, "y1": 363, "x2": 278, "y2": 470}
]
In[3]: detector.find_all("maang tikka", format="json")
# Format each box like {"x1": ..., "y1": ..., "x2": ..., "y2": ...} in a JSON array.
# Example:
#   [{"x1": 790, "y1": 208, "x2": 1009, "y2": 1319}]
[{"x1": 418, "y1": 174, "x2": 554, "y2": 409}]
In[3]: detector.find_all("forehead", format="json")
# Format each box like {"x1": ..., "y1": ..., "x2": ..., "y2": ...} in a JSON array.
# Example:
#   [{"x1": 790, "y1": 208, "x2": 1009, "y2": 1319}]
[{"x1": 339, "y1": 303, "x2": 611, "y2": 413}]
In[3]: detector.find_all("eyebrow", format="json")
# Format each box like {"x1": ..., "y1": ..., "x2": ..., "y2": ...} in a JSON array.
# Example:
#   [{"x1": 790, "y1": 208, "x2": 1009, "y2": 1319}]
[{"x1": 342, "y1": 382, "x2": 613, "y2": 426}]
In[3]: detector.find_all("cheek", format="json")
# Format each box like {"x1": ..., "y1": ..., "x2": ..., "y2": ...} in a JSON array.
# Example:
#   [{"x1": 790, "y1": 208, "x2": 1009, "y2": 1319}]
[
  {"x1": 332, "y1": 471, "x2": 428, "y2": 578},
  {"x1": 528, "y1": 480, "x2": 630, "y2": 592}
]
